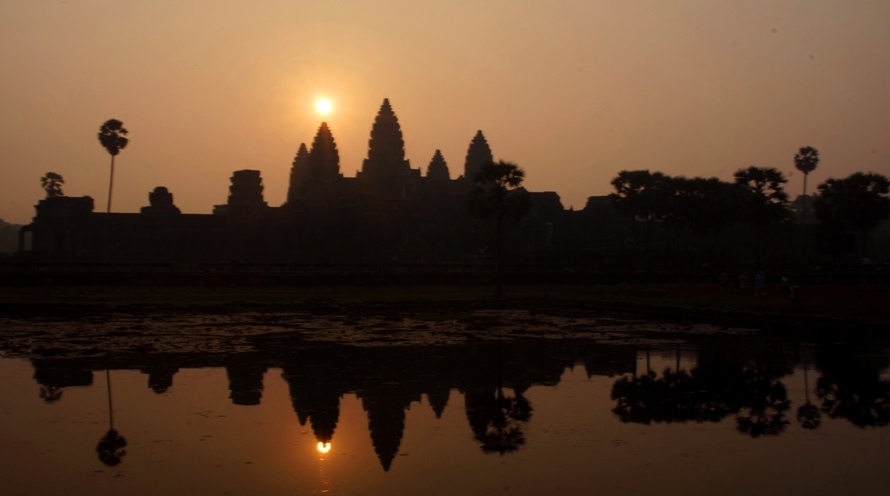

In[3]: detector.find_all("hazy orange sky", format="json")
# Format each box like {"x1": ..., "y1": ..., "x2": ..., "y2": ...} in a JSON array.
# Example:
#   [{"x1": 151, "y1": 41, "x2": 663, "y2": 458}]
[{"x1": 2, "y1": 1, "x2": 888, "y2": 224}]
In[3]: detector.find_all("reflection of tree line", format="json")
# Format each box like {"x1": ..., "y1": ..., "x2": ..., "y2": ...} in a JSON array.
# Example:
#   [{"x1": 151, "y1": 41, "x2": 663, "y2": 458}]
[
  {"x1": 610, "y1": 337, "x2": 890, "y2": 436},
  {"x1": 26, "y1": 336, "x2": 890, "y2": 471}
]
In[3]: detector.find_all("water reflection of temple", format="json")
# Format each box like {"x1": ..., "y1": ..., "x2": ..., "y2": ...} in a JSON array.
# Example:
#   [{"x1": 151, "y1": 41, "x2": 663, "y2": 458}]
[{"x1": 26, "y1": 335, "x2": 890, "y2": 471}]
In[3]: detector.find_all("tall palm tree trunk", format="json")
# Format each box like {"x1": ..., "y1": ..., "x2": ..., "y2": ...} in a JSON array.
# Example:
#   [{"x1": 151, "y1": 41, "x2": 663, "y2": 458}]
[
  {"x1": 106, "y1": 155, "x2": 116, "y2": 213},
  {"x1": 801, "y1": 172, "x2": 809, "y2": 224},
  {"x1": 106, "y1": 369, "x2": 115, "y2": 429}
]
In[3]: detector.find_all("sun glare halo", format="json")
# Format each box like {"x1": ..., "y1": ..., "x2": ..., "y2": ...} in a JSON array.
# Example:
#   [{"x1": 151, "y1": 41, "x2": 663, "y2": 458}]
[{"x1": 315, "y1": 98, "x2": 333, "y2": 115}]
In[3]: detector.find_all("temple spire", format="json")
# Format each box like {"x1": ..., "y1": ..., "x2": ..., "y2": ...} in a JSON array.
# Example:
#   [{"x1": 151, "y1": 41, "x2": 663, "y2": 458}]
[
  {"x1": 426, "y1": 149, "x2": 450, "y2": 181},
  {"x1": 361, "y1": 98, "x2": 410, "y2": 178},
  {"x1": 286, "y1": 143, "x2": 309, "y2": 205},
  {"x1": 308, "y1": 122, "x2": 340, "y2": 182},
  {"x1": 358, "y1": 98, "x2": 420, "y2": 200},
  {"x1": 464, "y1": 130, "x2": 493, "y2": 181}
]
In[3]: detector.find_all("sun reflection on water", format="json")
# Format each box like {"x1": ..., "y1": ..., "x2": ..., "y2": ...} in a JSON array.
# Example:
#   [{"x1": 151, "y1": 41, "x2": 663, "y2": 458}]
[{"x1": 315, "y1": 441, "x2": 333, "y2": 493}]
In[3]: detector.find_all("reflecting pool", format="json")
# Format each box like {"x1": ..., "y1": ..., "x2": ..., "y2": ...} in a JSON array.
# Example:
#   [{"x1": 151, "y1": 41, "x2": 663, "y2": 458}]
[{"x1": 1, "y1": 329, "x2": 889, "y2": 495}]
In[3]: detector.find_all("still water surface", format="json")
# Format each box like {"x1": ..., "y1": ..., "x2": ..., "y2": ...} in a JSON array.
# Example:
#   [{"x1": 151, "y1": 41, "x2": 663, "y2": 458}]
[{"x1": 1, "y1": 333, "x2": 889, "y2": 495}]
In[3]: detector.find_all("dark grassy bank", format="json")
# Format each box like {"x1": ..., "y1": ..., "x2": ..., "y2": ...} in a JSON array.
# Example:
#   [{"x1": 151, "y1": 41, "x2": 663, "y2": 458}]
[{"x1": 0, "y1": 281, "x2": 886, "y2": 331}]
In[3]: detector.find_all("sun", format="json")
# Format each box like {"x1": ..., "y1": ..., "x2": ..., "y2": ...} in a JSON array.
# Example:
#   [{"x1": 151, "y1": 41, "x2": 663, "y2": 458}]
[{"x1": 315, "y1": 98, "x2": 333, "y2": 115}]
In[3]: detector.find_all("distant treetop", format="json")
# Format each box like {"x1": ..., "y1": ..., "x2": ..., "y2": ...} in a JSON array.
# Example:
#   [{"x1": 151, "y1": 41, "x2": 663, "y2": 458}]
[{"x1": 40, "y1": 172, "x2": 64, "y2": 198}]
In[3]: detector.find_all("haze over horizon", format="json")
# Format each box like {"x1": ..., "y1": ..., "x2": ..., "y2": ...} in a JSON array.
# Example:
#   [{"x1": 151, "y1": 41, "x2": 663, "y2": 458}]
[{"x1": 2, "y1": 1, "x2": 888, "y2": 225}]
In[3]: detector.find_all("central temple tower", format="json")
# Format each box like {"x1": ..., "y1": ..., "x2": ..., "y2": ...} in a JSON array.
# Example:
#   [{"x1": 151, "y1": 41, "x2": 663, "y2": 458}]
[{"x1": 357, "y1": 98, "x2": 420, "y2": 201}]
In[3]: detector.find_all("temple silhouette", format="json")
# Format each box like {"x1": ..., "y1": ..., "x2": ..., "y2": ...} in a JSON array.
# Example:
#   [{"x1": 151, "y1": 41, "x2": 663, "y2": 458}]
[
  {"x1": 14, "y1": 98, "x2": 890, "y2": 274},
  {"x1": 17, "y1": 98, "x2": 571, "y2": 268}
]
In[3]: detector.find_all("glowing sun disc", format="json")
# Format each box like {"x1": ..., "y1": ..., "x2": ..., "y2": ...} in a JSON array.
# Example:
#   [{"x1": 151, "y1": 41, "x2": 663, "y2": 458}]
[
  {"x1": 317, "y1": 442, "x2": 331, "y2": 453},
  {"x1": 315, "y1": 98, "x2": 333, "y2": 115}
]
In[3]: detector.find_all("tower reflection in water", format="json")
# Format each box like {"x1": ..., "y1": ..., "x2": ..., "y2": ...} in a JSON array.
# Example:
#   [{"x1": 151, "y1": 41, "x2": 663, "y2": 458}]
[{"x1": 25, "y1": 334, "x2": 890, "y2": 472}]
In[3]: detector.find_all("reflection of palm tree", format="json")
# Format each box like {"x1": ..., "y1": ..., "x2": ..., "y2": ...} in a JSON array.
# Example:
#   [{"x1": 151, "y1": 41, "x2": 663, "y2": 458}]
[
  {"x1": 466, "y1": 388, "x2": 532, "y2": 455},
  {"x1": 815, "y1": 343, "x2": 890, "y2": 428},
  {"x1": 735, "y1": 377, "x2": 790, "y2": 438},
  {"x1": 96, "y1": 370, "x2": 127, "y2": 466},
  {"x1": 39, "y1": 385, "x2": 63, "y2": 403},
  {"x1": 735, "y1": 345, "x2": 791, "y2": 438},
  {"x1": 796, "y1": 355, "x2": 821, "y2": 430},
  {"x1": 96, "y1": 428, "x2": 127, "y2": 467},
  {"x1": 465, "y1": 343, "x2": 533, "y2": 455}
]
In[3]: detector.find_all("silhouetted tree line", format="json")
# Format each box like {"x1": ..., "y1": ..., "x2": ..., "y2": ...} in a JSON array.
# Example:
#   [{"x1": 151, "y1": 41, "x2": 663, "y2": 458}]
[
  {"x1": 609, "y1": 149, "x2": 890, "y2": 267},
  {"x1": 610, "y1": 337, "x2": 890, "y2": 437}
]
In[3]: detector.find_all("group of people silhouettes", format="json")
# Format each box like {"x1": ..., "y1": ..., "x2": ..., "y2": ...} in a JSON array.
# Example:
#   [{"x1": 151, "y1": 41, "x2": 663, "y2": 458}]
[{"x1": 718, "y1": 270, "x2": 800, "y2": 306}]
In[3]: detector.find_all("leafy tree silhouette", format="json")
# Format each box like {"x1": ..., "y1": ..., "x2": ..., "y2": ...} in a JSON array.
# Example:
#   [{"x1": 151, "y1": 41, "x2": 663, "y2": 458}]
[
  {"x1": 735, "y1": 375, "x2": 790, "y2": 438},
  {"x1": 733, "y1": 166, "x2": 790, "y2": 264},
  {"x1": 97, "y1": 119, "x2": 129, "y2": 213},
  {"x1": 667, "y1": 177, "x2": 744, "y2": 238},
  {"x1": 664, "y1": 176, "x2": 746, "y2": 266},
  {"x1": 609, "y1": 170, "x2": 672, "y2": 252},
  {"x1": 734, "y1": 340, "x2": 793, "y2": 438},
  {"x1": 611, "y1": 346, "x2": 741, "y2": 425},
  {"x1": 466, "y1": 383, "x2": 532, "y2": 455},
  {"x1": 464, "y1": 342, "x2": 533, "y2": 455},
  {"x1": 793, "y1": 146, "x2": 819, "y2": 223},
  {"x1": 40, "y1": 172, "x2": 64, "y2": 198},
  {"x1": 815, "y1": 342, "x2": 890, "y2": 428},
  {"x1": 468, "y1": 160, "x2": 529, "y2": 299},
  {"x1": 814, "y1": 172, "x2": 890, "y2": 258}
]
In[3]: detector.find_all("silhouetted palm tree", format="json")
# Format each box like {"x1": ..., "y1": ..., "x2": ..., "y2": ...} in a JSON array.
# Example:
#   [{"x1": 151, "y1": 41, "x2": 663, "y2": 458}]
[
  {"x1": 97, "y1": 119, "x2": 129, "y2": 213},
  {"x1": 794, "y1": 146, "x2": 819, "y2": 223},
  {"x1": 40, "y1": 172, "x2": 64, "y2": 198},
  {"x1": 468, "y1": 160, "x2": 530, "y2": 299}
]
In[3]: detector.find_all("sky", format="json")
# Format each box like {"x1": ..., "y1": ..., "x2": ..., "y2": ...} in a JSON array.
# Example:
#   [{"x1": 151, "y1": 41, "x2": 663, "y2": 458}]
[{"x1": 2, "y1": 0, "x2": 889, "y2": 224}]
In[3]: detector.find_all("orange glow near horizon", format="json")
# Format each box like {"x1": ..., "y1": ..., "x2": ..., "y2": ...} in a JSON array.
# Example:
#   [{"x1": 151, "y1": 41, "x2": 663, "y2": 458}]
[
  {"x1": 1, "y1": 2, "x2": 888, "y2": 223},
  {"x1": 317, "y1": 441, "x2": 331, "y2": 454}
]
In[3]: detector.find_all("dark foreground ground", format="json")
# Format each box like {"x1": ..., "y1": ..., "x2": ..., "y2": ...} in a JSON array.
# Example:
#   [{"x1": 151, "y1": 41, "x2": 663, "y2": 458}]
[
  {"x1": 0, "y1": 281, "x2": 886, "y2": 324},
  {"x1": 0, "y1": 282, "x2": 886, "y2": 360}
]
